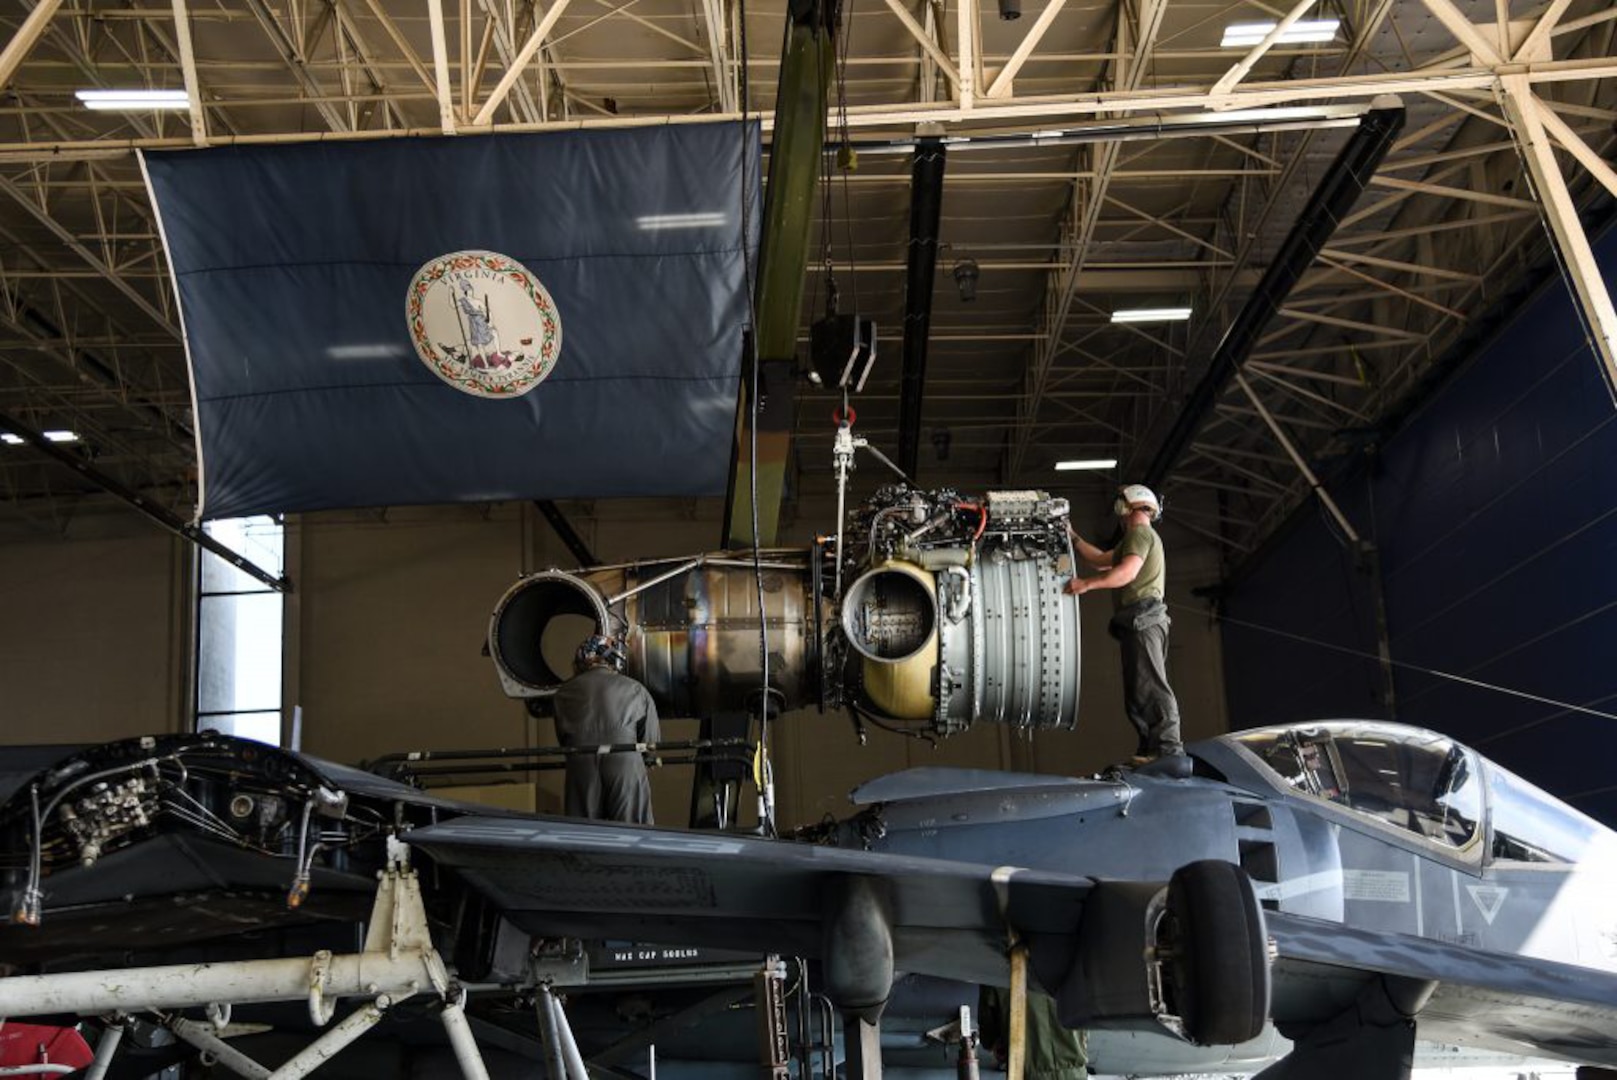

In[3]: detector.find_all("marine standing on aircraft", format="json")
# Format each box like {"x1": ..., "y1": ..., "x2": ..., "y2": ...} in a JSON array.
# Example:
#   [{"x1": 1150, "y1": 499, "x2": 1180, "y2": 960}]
[{"x1": 410, "y1": 718, "x2": 1617, "y2": 1079}]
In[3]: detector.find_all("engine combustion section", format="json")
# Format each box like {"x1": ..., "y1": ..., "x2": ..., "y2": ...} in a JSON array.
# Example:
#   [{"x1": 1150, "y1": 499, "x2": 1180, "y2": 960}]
[
  {"x1": 487, "y1": 485, "x2": 1081, "y2": 736},
  {"x1": 489, "y1": 553, "x2": 824, "y2": 719}
]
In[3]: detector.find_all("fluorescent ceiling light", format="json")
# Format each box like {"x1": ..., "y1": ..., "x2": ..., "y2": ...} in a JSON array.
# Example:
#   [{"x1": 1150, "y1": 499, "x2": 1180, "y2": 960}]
[
  {"x1": 0, "y1": 433, "x2": 23, "y2": 446},
  {"x1": 1221, "y1": 19, "x2": 1340, "y2": 47},
  {"x1": 43, "y1": 429, "x2": 79, "y2": 443},
  {"x1": 635, "y1": 212, "x2": 728, "y2": 231},
  {"x1": 76, "y1": 89, "x2": 191, "y2": 110},
  {"x1": 1055, "y1": 459, "x2": 1118, "y2": 471},
  {"x1": 1111, "y1": 307, "x2": 1192, "y2": 323}
]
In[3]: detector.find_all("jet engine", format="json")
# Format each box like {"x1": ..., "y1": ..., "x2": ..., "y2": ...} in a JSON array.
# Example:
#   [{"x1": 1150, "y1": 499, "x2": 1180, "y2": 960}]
[{"x1": 488, "y1": 484, "x2": 1080, "y2": 736}]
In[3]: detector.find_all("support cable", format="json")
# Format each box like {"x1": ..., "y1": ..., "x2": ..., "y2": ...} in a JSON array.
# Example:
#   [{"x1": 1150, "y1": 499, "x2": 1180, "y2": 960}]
[
  {"x1": 1173, "y1": 600, "x2": 1617, "y2": 722},
  {"x1": 738, "y1": 0, "x2": 775, "y2": 837}
]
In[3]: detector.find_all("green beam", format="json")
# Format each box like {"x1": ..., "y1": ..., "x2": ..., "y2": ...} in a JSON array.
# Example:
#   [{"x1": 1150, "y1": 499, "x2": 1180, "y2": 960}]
[{"x1": 722, "y1": 0, "x2": 837, "y2": 549}]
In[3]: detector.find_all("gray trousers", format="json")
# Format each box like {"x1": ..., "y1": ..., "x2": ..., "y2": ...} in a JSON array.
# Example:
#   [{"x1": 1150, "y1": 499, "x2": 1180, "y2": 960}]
[{"x1": 1119, "y1": 620, "x2": 1183, "y2": 756}]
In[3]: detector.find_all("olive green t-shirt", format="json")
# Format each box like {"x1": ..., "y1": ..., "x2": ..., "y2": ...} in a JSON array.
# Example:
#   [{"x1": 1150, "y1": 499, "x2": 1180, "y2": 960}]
[{"x1": 1115, "y1": 523, "x2": 1164, "y2": 607}]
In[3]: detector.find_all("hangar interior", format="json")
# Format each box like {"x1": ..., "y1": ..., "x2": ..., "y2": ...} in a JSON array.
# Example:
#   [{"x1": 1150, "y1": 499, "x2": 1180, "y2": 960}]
[{"x1": 0, "y1": 0, "x2": 1615, "y2": 1072}]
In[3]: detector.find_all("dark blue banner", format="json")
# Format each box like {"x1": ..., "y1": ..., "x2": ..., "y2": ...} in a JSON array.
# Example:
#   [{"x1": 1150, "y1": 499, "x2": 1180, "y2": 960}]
[{"x1": 143, "y1": 124, "x2": 760, "y2": 520}]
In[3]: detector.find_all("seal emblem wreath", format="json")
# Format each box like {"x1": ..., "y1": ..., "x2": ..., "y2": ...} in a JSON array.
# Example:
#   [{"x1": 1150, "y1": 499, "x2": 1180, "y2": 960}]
[{"x1": 406, "y1": 250, "x2": 561, "y2": 398}]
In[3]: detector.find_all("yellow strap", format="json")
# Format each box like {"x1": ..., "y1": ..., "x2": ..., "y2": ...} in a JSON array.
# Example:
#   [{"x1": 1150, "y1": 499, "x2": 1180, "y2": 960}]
[{"x1": 1008, "y1": 944, "x2": 1028, "y2": 1080}]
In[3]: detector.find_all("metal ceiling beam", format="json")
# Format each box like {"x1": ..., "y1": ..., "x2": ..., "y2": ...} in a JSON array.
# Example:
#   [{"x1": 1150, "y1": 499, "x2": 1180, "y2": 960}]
[
  {"x1": 897, "y1": 138, "x2": 946, "y2": 477},
  {"x1": 357, "y1": 0, "x2": 438, "y2": 98},
  {"x1": 170, "y1": 0, "x2": 208, "y2": 144},
  {"x1": 471, "y1": 0, "x2": 573, "y2": 125},
  {"x1": 241, "y1": 0, "x2": 351, "y2": 132},
  {"x1": 1006, "y1": 0, "x2": 1166, "y2": 481},
  {"x1": 0, "y1": 57, "x2": 1609, "y2": 152},
  {"x1": 533, "y1": 500, "x2": 596, "y2": 566},
  {"x1": 880, "y1": 0, "x2": 959, "y2": 88},
  {"x1": 1499, "y1": 74, "x2": 1617, "y2": 396},
  {"x1": 0, "y1": 175, "x2": 179, "y2": 338},
  {"x1": 0, "y1": 409, "x2": 289, "y2": 591},
  {"x1": 1210, "y1": 0, "x2": 1318, "y2": 99},
  {"x1": 986, "y1": 0, "x2": 1069, "y2": 99},
  {"x1": 1142, "y1": 102, "x2": 1406, "y2": 491},
  {"x1": 426, "y1": 0, "x2": 457, "y2": 132},
  {"x1": 0, "y1": 0, "x2": 66, "y2": 90},
  {"x1": 1537, "y1": 104, "x2": 1617, "y2": 200}
]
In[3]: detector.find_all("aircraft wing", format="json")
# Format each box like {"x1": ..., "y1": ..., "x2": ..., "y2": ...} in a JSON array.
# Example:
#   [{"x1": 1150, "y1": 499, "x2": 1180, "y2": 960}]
[
  {"x1": 1267, "y1": 910, "x2": 1617, "y2": 1067},
  {"x1": 407, "y1": 816, "x2": 1092, "y2": 989}
]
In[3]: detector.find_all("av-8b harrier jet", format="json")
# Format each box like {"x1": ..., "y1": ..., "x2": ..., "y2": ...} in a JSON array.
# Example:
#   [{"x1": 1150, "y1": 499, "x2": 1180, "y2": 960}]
[{"x1": 3, "y1": 720, "x2": 1616, "y2": 1079}]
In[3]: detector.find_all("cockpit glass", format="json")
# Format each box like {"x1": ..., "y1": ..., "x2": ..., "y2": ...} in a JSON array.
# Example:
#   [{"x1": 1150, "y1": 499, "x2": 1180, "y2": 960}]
[
  {"x1": 1236, "y1": 724, "x2": 1479, "y2": 848},
  {"x1": 1485, "y1": 762, "x2": 1592, "y2": 864}
]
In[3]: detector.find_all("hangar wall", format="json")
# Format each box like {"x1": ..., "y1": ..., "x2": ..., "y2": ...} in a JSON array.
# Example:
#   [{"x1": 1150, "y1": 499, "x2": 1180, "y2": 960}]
[
  {"x1": 1222, "y1": 226, "x2": 1617, "y2": 823},
  {"x1": 0, "y1": 516, "x2": 190, "y2": 743}
]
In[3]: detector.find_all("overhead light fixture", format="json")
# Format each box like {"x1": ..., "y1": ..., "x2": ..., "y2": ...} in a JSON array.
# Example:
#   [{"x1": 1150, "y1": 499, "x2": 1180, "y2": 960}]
[
  {"x1": 43, "y1": 429, "x2": 79, "y2": 443},
  {"x1": 0, "y1": 433, "x2": 23, "y2": 446},
  {"x1": 998, "y1": 0, "x2": 1021, "y2": 20},
  {"x1": 634, "y1": 212, "x2": 728, "y2": 231},
  {"x1": 952, "y1": 259, "x2": 980, "y2": 302},
  {"x1": 1111, "y1": 307, "x2": 1192, "y2": 323},
  {"x1": 1055, "y1": 459, "x2": 1118, "y2": 471},
  {"x1": 75, "y1": 88, "x2": 190, "y2": 111},
  {"x1": 1220, "y1": 18, "x2": 1340, "y2": 47}
]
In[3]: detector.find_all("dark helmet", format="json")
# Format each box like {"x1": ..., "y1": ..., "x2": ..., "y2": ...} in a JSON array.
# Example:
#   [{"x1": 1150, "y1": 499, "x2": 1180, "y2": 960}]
[{"x1": 575, "y1": 634, "x2": 627, "y2": 672}]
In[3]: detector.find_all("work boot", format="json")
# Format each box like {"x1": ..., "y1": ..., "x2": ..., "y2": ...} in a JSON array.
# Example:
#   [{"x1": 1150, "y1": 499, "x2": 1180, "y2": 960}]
[{"x1": 1135, "y1": 753, "x2": 1192, "y2": 779}]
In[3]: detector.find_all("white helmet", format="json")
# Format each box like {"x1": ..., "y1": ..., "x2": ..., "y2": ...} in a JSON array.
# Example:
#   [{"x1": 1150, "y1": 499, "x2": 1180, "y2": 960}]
[{"x1": 1114, "y1": 484, "x2": 1162, "y2": 521}]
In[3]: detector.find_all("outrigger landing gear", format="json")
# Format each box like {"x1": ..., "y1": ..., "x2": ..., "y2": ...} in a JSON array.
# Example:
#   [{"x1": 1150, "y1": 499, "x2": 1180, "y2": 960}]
[{"x1": 0, "y1": 839, "x2": 493, "y2": 1080}]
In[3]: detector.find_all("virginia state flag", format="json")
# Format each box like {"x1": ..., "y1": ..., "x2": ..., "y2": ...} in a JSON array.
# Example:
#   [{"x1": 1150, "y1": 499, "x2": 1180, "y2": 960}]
[{"x1": 142, "y1": 123, "x2": 760, "y2": 520}]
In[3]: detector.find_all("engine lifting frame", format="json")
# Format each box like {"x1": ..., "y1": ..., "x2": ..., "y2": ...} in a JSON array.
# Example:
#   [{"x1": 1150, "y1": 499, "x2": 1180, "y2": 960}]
[{"x1": 0, "y1": 839, "x2": 494, "y2": 1080}]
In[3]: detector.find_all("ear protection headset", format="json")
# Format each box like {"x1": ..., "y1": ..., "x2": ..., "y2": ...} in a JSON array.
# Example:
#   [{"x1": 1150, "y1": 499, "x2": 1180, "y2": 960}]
[
  {"x1": 1113, "y1": 484, "x2": 1164, "y2": 521},
  {"x1": 576, "y1": 634, "x2": 628, "y2": 671}
]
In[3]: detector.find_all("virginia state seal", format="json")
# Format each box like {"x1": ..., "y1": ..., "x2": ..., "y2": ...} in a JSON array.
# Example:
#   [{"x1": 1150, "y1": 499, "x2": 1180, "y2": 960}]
[{"x1": 406, "y1": 250, "x2": 561, "y2": 398}]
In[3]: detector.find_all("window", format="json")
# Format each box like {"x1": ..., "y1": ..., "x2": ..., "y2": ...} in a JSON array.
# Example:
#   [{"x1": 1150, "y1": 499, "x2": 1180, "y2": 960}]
[
  {"x1": 1485, "y1": 763, "x2": 1592, "y2": 864},
  {"x1": 1237, "y1": 723, "x2": 1480, "y2": 848},
  {"x1": 195, "y1": 516, "x2": 285, "y2": 746}
]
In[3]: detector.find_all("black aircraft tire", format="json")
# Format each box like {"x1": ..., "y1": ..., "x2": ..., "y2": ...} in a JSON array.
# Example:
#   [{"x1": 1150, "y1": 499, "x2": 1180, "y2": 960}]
[{"x1": 1166, "y1": 859, "x2": 1269, "y2": 1046}]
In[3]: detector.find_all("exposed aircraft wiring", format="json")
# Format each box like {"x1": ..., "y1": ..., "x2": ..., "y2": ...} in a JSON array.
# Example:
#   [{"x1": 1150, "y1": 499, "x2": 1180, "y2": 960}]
[
  {"x1": 1099, "y1": 772, "x2": 1140, "y2": 816},
  {"x1": 844, "y1": 701, "x2": 939, "y2": 745},
  {"x1": 15, "y1": 755, "x2": 182, "y2": 921},
  {"x1": 12, "y1": 748, "x2": 394, "y2": 928},
  {"x1": 1175, "y1": 600, "x2": 1617, "y2": 722}
]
